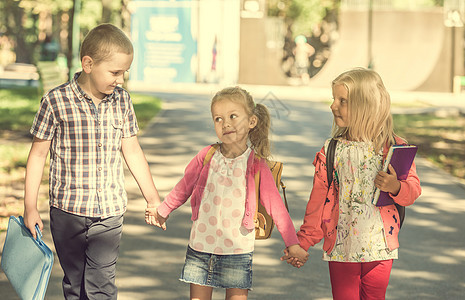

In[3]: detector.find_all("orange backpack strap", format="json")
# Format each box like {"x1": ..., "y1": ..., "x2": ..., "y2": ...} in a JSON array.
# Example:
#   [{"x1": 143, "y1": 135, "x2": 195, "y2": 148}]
[{"x1": 203, "y1": 144, "x2": 220, "y2": 166}]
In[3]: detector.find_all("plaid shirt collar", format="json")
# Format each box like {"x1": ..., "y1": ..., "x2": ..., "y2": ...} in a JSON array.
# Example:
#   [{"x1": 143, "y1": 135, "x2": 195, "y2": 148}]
[{"x1": 70, "y1": 72, "x2": 118, "y2": 104}]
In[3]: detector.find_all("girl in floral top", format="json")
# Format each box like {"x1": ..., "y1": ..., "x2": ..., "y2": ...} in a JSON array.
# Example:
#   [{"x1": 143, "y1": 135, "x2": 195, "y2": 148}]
[
  {"x1": 146, "y1": 87, "x2": 308, "y2": 300},
  {"x1": 283, "y1": 68, "x2": 421, "y2": 300}
]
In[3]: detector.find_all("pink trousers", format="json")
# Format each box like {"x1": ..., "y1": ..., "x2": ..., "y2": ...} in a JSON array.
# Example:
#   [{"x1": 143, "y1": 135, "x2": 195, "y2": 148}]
[{"x1": 328, "y1": 260, "x2": 393, "y2": 300}]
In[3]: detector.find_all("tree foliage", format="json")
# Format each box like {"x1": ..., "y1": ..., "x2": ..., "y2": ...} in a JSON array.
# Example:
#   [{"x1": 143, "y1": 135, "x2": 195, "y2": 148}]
[
  {"x1": 0, "y1": 0, "x2": 127, "y2": 66},
  {"x1": 268, "y1": 0, "x2": 339, "y2": 37}
]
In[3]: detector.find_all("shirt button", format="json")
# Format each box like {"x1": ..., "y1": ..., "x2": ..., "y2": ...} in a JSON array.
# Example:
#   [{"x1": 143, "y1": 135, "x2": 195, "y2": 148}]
[
  {"x1": 98, "y1": 188, "x2": 102, "y2": 192},
  {"x1": 246, "y1": 212, "x2": 250, "y2": 216},
  {"x1": 98, "y1": 143, "x2": 102, "y2": 147},
  {"x1": 98, "y1": 167, "x2": 102, "y2": 171},
  {"x1": 98, "y1": 121, "x2": 101, "y2": 125},
  {"x1": 244, "y1": 221, "x2": 248, "y2": 225}
]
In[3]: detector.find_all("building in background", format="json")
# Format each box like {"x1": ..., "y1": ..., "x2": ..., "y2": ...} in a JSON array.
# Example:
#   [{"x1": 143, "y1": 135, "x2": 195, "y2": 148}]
[
  {"x1": 129, "y1": 0, "x2": 240, "y2": 88},
  {"x1": 128, "y1": 0, "x2": 464, "y2": 92},
  {"x1": 129, "y1": 0, "x2": 198, "y2": 85}
]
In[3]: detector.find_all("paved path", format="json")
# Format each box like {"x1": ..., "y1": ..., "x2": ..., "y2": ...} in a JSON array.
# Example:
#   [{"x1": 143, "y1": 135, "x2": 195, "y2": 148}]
[{"x1": 1, "y1": 88, "x2": 465, "y2": 299}]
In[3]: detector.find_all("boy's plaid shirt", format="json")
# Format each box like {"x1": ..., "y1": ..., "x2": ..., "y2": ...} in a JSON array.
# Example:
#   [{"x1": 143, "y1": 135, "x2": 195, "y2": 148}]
[{"x1": 30, "y1": 73, "x2": 139, "y2": 217}]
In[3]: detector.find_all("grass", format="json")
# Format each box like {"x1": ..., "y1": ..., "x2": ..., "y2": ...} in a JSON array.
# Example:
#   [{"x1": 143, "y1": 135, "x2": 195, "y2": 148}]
[
  {"x1": 0, "y1": 87, "x2": 42, "y2": 132},
  {"x1": 393, "y1": 112, "x2": 465, "y2": 180},
  {"x1": 0, "y1": 86, "x2": 162, "y2": 231},
  {"x1": 132, "y1": 93, "x2": 162, "y2": 129}
]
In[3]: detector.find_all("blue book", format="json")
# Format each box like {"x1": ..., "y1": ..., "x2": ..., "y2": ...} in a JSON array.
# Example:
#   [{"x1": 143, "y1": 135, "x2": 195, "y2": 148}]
[{"x1": 1, "y1": 216, "x2": 54, "y2": 300}]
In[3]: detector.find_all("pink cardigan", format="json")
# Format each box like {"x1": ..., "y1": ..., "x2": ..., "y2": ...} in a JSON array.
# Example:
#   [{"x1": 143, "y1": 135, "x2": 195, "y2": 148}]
[
  {"x1": 158, "y1": 145, "x2": 300, "y2": 248},
  {"x1": 297, "y1": 138, "x2": 422, "y2": 254}
]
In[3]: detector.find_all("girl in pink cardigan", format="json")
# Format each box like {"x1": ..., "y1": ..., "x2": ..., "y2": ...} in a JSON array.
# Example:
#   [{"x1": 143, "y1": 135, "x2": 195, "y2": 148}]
[
  {"x1": 283, "y1": 68, "x2": 421, "y2": 300},
  {"x1": 146, "y1": 87, "x2": 307, "y2": 300}
]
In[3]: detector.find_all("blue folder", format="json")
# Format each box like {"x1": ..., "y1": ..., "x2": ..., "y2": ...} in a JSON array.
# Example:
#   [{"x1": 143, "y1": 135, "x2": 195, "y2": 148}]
[{"x1": 1, "y1": 216, "x2": 54, "y2": 300}]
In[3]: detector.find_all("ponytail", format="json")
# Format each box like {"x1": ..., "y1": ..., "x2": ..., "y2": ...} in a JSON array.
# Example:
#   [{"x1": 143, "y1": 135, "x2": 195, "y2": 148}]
[{"x1": 249, "y1": 103, "x2": 271, "y2": 159}]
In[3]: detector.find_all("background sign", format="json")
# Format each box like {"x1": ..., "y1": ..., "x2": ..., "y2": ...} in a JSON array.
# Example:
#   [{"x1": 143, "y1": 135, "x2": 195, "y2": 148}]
[{"x1": 130, "y1": 0, "x2": 197, "y2": 84}]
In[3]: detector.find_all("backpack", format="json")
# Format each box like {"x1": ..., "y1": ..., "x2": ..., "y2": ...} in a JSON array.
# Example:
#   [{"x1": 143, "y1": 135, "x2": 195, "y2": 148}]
[
  {"x1": 326, "y1": 138, "x2": 405, "y2": 228},
  {"x1": 203, "y1": 144, "x2": 288, "y2": 239}
]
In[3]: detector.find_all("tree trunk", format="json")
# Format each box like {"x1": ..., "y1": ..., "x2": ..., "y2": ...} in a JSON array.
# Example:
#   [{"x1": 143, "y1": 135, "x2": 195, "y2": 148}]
[
  {"x1": 67, "y1": 3, "x2": 75, "y2": 79},
  {"x1": 102, "y1": 0, "x2": 112, "y2": 23},
  {"x1": 7, "y1": 0, "x2": 32, "y2": 63},
  {"x1": 121, "y1": 0, "x2": 131, "y2": 31}
]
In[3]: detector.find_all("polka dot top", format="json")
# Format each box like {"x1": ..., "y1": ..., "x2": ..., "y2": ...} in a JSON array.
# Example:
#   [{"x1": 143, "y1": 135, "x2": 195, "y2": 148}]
[{"x1": 188, "y1": 147, "x2": 255, "y2": 255}]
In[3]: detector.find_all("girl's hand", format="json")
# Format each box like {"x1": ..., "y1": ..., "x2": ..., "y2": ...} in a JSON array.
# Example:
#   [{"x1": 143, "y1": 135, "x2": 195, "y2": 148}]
[
  {"x1": 145, "y1": 206, "x2": 167, "y2": 230},
  {"x1": 280, "y1": 246, "x2": 308, "y2": 268},
  {"x1": 288, "y1": 244, "x2": 309, "y2": 265},
  {"x1": 280, "y1": 248, "x2": 292, "y2": 261},
  {"x1": 375, "y1": 164, "x2": 401, "y2": 196}
]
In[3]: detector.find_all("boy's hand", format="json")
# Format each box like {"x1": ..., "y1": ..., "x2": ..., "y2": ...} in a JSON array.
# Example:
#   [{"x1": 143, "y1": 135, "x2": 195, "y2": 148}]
[
  {"x1": 375, "y1": 164, "x2": 401, "y2": 196},
  {"x1": 145, "y1": 206, "x2": 167, "y2": 230},
  {"x1": 23, "y1": 208, "x2": 43, "y2": 240}
]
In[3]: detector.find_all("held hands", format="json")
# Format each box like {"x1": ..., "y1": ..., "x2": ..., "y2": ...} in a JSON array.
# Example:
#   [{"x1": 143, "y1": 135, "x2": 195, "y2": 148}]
[
  {"x1": 280, "y1": 244, "x2": 309, "y2": 268},
  {"x1": 375, "y1": 164, "x2": 401, "y2": 196},
  {"x1": 145, "y1": 205, "x2": 167, "y2": 230}
]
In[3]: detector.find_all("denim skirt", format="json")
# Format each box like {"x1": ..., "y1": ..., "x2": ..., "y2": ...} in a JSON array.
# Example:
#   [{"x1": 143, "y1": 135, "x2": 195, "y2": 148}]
[{"x1": 179, "y1": 246, "x2": 253, "y2": 290}]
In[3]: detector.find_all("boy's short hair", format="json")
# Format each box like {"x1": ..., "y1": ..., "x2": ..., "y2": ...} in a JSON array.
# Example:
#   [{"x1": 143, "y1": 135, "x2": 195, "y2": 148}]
[{"x1": 80, "y1": 23, "x2": 133, "y2": 63}]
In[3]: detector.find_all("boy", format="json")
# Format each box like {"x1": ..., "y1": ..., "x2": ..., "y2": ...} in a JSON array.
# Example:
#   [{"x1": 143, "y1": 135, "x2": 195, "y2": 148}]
[{"x1": 23, "y1": 23, "x2": 164, "y2": 299}]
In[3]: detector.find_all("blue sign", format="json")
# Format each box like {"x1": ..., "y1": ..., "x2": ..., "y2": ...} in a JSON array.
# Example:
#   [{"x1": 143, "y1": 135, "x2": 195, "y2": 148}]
[{"x1": 131, "y1": 0, "x2": 197, "y2": 83}]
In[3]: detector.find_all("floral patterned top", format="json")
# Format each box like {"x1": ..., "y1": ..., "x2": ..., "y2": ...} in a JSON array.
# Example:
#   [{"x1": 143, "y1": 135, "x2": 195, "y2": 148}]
[{"x1": 323, "y1": 139, "x2": 398, "y2": 262}]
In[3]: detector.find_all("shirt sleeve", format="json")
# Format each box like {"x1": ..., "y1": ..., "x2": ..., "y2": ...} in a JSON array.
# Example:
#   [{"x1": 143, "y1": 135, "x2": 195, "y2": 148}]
[
  {"x1": 121, "y1": 91, "x2": 139, "y2": 138},
  {"x1": 30, "y1": 95, "x2": 56, "y2": 140},
  {"x1": 258, "y1": 160, "x2": 299, "y2": 247},
  {"x1": 158, "y1": 146, "x2": 211, "y2": 219},
  {"x1": 297, "y1": 147, "x2": 327, "y2": 251},
  {"x1": 391, "y1": 161, "x2": 421, "y2": 206}
]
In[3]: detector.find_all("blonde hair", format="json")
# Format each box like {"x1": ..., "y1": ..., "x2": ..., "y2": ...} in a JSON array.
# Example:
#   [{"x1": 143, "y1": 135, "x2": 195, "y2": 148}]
[
  {"x1": 211, "y1": 87, "x2": 272, "y2": 159},
  {"x1": 331, "y1": 68, "x2": 400, "y2": 152},
  {"x1": 80, "y1": 23, "x2": 133, "y2": 63}
]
